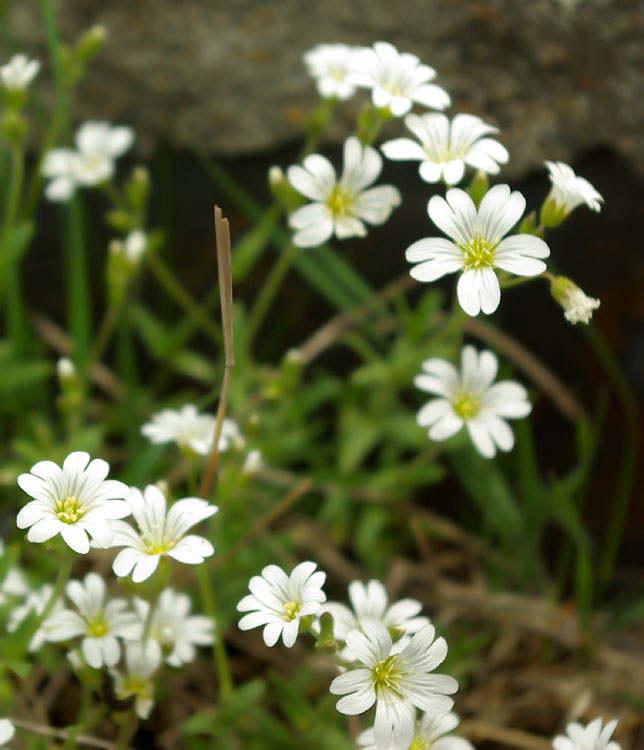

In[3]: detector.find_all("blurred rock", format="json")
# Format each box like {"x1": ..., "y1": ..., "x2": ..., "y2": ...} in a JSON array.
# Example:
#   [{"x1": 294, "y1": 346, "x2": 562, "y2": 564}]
[{"x1": 7, "y1": 0, "x2": 644, "y2": 177}]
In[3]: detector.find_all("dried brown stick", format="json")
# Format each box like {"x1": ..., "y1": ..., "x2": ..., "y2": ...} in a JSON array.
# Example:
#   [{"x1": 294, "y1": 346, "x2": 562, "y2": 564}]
[
  {"x1": 459, "y1": 719, "x2": 551, "y2": 750},
  {"x1": 213, "y1": 479, "x2": 312, "y2": 569},
  {"x1": 10, "y1": 719, "x2": 118, "y2": 750},
  {"x1": 198, "y1": 206, "x2": 235, "y2": 500}
]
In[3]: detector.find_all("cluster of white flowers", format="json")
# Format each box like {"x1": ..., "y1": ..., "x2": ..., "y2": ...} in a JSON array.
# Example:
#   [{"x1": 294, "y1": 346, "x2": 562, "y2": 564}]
[
  {"x1": 42, "y1": 121, "x2": 134, "y2": 202},
  {"x1": 236, "y1": 567, "x2": 467, "y2": 750},
  {"x1": 294, "y1": 41, "x2": 603, "y2": 328},
  {"x1": 15, "y1": 451, "x2": 218, "y2": 581}
]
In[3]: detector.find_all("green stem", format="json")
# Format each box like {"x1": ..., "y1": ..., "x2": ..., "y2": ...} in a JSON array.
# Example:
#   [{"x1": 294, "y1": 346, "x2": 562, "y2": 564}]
[
  {"x1": 247, "y1": 242, "x2": 299, "y2": 343},
  {"x1": 197, "y1": 564, "x2": 233, "y2": 701},
  {"x1": 145, "y1": 252, "x2": 221, "y2": 344},
  {"x1": 2, "y1": 143, "x2": 27, "y2": 349},
  {"x1": 584, "y1": 324, "x2": 639, "y2": 591}
]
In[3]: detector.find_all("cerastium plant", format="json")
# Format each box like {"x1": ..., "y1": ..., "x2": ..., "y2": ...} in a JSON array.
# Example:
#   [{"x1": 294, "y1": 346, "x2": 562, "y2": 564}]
[{"x1": 0, "y1": 11, "x2": 635, "y2": 750}]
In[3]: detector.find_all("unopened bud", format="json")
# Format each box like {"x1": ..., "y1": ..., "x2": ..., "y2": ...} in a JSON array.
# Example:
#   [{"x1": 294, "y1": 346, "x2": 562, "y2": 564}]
[
  {"x1": 76, "y1": 25, "x2": 106, "y2": 61},
  {"x1": 550, "y1": 276, "x2": 600, "y2": 325}
]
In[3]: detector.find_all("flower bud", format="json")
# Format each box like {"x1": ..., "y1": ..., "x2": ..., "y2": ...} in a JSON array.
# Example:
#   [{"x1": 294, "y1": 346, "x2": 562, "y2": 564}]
[
  {"x1": 466, "y1": 169, "x2": 489, "y2": 208},
  {"x1": 550, "y1": 276, "x2": 600, "y2": 324},
  {"x1": 75, "y1": 25, "x2": 107, "y2": 62}
]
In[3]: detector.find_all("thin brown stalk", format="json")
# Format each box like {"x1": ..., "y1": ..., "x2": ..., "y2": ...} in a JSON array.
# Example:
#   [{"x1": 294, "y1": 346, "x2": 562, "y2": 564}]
[
  {"x1": 213, "y1": 479, "x2": 312, "y2": 569},
  {"x1": 10, "y1": 719, "x2": 117, "y2": 750},
  {"x1": 198, "y1": 206, "x2": 235, "y2": 500}
]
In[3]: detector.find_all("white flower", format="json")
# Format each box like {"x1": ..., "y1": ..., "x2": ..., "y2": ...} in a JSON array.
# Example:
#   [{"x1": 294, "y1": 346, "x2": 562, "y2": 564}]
[
  {"x1": 415, "y1": 345, "x2": 531, "y2": 459},
  {"x1": 123, "y1": 230, "x2": 147, "y2": 264},
  {"x1": 320, "y1": 580, "x2": 430, "y2": 659},
  {"x1": 110, "y1": 641, "x2": 161, "y2": 719},
  {"x1": 109, "y1": 485, "x2": 217, "y2": 583},
  {"x1": 0, "y1": 53, "x2": 40, "y2": 90},
  {"x1": 358, "y1": 710, "x2": 474, "y2": 750},
  {"x1": 330, "y1": 618, "x2": 458, "y2": 750},
  {"x1": 406, "y1": 184, "x2": 550, "y2": 316},
  {"x1": 347, "y1": 41, "x2": 450, "y2": 117},
  {"x1": 7, "y1": 583, "x2": 65, "y2": 652},
  {"x1": 41, "y1": 572, "x2": 141, "y2": 669},
  {"x1": 42, "y1": 149, "x2": 79, "y2": 202},
  {"x1": 545, "y1": 161, "x2": 603, "y2": 216},
  {"x1": 141, "y1": 404, "x2": 243, "y2": 457},
  {"x1": 237, "y1": 561, "x2": 327, "y2": 648},
  {"x1": 287, "y1": 136, "x2": 401, "y2": 247},
  {"x1": 303, "y1": 43, "x2": 362, "y2": 100},
  {"x1": 0, "y1": 719, "x2": 14, "y2": 747},
  {"x1": 0, "y1": 567, "x2": 29, "y2": 605},
  {"x1": 42, "y1": 121, "x2": 134, "y2": 202},
  {"x1": 73, "y1": 121, "x2": 134, "y2": 185},
  {"x1": 16, "y1": 451, "x2": 131, "y2": 554},
  {"x1": 382, "y1": 113, "x2": 509, "y2": 185},
  {"x1": 133, "y1": 588, "x2": 214, "y2": 667},
  {"x1": 553, "y1": 718, "x2": 620, "y2": 750}
]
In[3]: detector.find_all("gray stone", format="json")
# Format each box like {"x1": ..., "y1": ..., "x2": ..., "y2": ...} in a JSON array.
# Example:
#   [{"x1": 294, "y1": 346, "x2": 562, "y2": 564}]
[{"x1": 6, "y1": 0, "x2": 643, "y2": 177}]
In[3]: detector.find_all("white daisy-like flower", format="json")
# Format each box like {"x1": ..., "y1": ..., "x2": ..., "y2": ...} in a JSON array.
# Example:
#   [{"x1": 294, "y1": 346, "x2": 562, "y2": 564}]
[
  {"x1": 303, "y1": 43, "x2": 362, "y2": 100},
  {"x1": 415, "y1": 345, "x2": 531, "y2": 459},
  {"x1": 237, "y1": 561, "x2": 327, "y2": 648},
  {"x1": 108, "y1": 485, "x2": 217, "y2": 583},
  {"x1": 7, "y1": 583, "x2": 65, "y2": 652},
  {"x1": 141, "y1": 404, "x2": 243, "y2": 457},
  {"x1": 550, "y1": 276, "x2": 600, "y2": 325},
  {"x1": 381, "y1": 113, "x2": 509, "y2": 185},
  {"x1": 16, "y1": 451, "x2": 131, "y2": 554},
  {"x1": 406, "y1": 184, "x2": 550, "y2": 316},
  {"x1": 330, "y1": 618, "x2": 458, "y2": 750},
  {"x1": 41, "y1": 572, "x2": 141, "y2": 669},
  {"x1": 543, "y1": 161, "x2": 603, "y2": 223},
  {"x1": 109, "y1": 640, "x2": 161, "y2": 719},
  {"x1": 319, "y1": 580, "x2": 430, "y2": 659},
  {"x1": 358, "y1": 710, "x2": 474, "y2": 750},
  {"x1": 42, "y1": 121, "x2": 134, "y2": 202},
  {"x1": 133, "y1": 588, "x2": 214, "y2": 667},
  {"x1": 0, "y1": 718, "x2": 14, "y2": 747},
  {"x1": 1, "y1": 54, "x2": 40, "y2": 91},
  {"x1": 553, "y1": 718, "x2": 620, "y2": 750},
  {"x1": 347, "y1": 41, "x2": 450, "y2": 117},
  {"x1": 287, "y1": 136, "x2": 401, "y2": 248}
]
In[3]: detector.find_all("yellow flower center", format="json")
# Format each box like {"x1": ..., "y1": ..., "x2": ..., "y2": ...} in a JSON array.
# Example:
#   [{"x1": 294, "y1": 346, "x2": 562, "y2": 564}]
[
  {"x1": 88, "y1": 617, "x2": 108, "y2": 637},
  {"x1": 409, "y1": 735, "x2": 432, "y2": 750},
  {"x1": 452, "y1": 391, "x2": 479, "y2": 420},
  {"x1": 118, "y1": 676, "x2": 149, "y2": 700},
  {"x1": 371, "y1": 655, "x2": 402, "y2": 697},
  {"x1": 54, "y1": 495, "x2": 86, "y2": 524},
  {"x1": 326, "y1": 184, "x2": 353, "y2": 216},
  {"x1": 283, "y1": 601, "x2": 302, "y2": 621},
  {"x1": 461, "y1": 232, "x2": 494, "y2": 270}
]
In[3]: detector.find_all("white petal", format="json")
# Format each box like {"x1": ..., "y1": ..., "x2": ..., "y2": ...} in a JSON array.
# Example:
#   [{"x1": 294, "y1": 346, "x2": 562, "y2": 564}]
[
  {"x1": 494, "y1": 235, "x2": 550, "y2": 276},
  {"x1": 381, "y1": 138, "x2": 426, "y2": 162},
  {"x1": 456, "y1": 268, "x2": 500, "y2": 316},
  {"x1": 466, "y1": 421, "x2": 496, "y2": 458}
]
